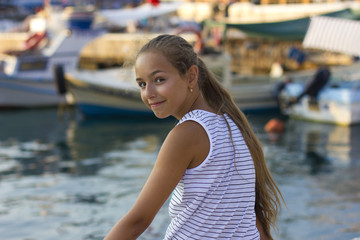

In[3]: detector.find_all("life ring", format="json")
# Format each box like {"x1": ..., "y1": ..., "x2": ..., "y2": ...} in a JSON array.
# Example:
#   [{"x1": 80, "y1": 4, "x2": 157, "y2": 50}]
[
  {"x1": 53, "y1": 64, "x2": 67, "y2": 95},
  {"x1": 173, "y1": 24, "x2": 204, "y2": 54}
]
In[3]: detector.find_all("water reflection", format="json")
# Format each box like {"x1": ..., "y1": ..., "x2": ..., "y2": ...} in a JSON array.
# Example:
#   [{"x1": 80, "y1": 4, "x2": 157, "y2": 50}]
[
  {"x1": 0, "y1": 109, "x2": 176, "y2": 178},
  {"x1": 264, "y1": 119, "x2": 360, "y2": 240},
  {"x1": 63, "y1": 116, "x2": 175, "y2": 175},
  {"x1": 0, "y1": 109, "x2": 65, "y2": 177},
  {"x1": 283, "y1": 119, "x2": 360, "y2": 173}
]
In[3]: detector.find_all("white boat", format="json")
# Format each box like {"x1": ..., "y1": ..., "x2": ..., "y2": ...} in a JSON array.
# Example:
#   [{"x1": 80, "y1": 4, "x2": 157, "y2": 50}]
[
  {"x1": 0, "y1": 0, "x2": 109, "y2": 108},
  {"x1": 0, "y1": 7, "x2": 103, "y2": 108},
  {"x1": 278, "y1": 16, "x2": 360, "y2": 126},
  {"x1": 279, "y1": 77, "x2": 360, "y2": 126},
  {"x1": 0, "y1": 30, "x2": 103, "y2": 108}
]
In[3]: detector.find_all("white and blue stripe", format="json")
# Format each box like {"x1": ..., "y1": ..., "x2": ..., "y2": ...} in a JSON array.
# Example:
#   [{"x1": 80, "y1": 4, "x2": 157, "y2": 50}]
[{"x1": 164, "y1": 110, "x2": 259, "y2": 240}]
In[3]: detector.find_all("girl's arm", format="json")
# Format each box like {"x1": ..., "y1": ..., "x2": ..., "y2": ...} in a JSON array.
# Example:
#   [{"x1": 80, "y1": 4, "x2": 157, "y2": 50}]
[{"x1": 104, "y1": 121, "x2": 209, "y2": 240}]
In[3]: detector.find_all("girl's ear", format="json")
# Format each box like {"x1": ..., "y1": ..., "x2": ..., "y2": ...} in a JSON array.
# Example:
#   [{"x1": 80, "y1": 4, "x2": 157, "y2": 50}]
[{"x1": 188, "y1": 65, "x2": 199, "y2": 87}]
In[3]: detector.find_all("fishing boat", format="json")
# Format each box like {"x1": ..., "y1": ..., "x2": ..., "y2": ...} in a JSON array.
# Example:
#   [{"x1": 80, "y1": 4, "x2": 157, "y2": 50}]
[
  {"x1": 278, "y1": 16, "x2": 360, "y2": 126},
  {"x1": 0, "y1": 5, "x2": 102, "y2": 108}
]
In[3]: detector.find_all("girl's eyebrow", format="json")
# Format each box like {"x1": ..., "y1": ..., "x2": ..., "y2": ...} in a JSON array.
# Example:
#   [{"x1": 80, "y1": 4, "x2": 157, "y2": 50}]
[
  {"x1": 148, "y1": 70, "x2": 163, "y2": 78},
  {"x1": 136, "y1": 70, "x2": 163, "y2": 82}
]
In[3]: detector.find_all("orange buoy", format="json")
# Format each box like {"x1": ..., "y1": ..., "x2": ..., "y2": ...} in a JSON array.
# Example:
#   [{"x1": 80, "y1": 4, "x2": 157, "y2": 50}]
[{"x1": 264, "y1": 118, "x2": 285, "y2": 133}]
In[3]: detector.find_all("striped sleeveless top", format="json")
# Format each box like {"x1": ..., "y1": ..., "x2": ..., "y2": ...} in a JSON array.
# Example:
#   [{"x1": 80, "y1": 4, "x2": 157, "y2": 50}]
[{"x1": 164, "y1": 110, "x2": 259, "y2": 240}]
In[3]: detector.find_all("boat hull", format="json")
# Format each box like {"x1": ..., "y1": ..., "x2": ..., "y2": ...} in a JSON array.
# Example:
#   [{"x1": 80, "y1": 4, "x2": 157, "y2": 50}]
[
  {"x1": 290, "y1": 97, "x2": 360, "y2": 126},
  {"x1": 230, "y1": 82, "x2": 278, "y2": 112},
  {"x1": 69, "y1": 86, "x2": 153, "y2": 116},
  {"x1": 65, "y1": 70, "x2": 153, "y2": 117},
  {"x1": 0, "y1": 77, "x2": 66, "y2": 108}
]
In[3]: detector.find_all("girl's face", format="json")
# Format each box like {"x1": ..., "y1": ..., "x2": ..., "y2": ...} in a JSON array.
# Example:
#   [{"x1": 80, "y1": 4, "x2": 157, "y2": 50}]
[{"x1": 135, "y1": 51, "x2": 192, "y2": 119}]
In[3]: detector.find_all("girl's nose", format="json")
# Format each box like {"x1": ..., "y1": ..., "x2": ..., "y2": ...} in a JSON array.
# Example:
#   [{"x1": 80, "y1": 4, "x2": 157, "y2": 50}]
[{"x1": 143, "y1": 83, "x2": 155, "y2": 99}]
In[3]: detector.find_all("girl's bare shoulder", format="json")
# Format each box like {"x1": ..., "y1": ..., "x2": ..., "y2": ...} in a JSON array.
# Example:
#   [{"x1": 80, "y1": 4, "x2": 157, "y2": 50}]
[
  {"x1": 170, "y1": 120, "x2": 207, "y2": 143},
  {"x1": 165, "y1": 120, "x2": 209, "y2": 168}
]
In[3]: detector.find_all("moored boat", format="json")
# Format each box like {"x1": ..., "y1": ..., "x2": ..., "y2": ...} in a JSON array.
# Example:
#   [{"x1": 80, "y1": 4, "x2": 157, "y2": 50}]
[
  {"x1": 278, "y1": 15, "x2": 360, "y2": 126},
  {"x1": 0, "y1": 6, "x2": 103, "y2": 108},
  {"x1": 279, "y1": 77, "x2": 360, "y2": 126}
]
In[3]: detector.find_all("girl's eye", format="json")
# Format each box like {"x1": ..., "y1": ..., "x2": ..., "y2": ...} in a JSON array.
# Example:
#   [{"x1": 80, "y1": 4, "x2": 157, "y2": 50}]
[
  {"x1": 138, "y1": 82, "x2": 146, "y2": 88},
  {"x1": 155, "y1": 77, "x2": 164, "y2": 83}
]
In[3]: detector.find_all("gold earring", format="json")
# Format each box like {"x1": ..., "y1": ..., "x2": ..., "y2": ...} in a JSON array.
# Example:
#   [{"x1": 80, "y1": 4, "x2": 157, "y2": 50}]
[{"x1": 190, "y1": 88, "x2": 193, "y2": 93}]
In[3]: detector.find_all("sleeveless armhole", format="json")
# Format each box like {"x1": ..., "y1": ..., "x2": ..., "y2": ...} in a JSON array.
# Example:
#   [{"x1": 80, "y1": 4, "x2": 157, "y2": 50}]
[{"x1": 177, "y1": 117, "x2": 214, "y2": 174}]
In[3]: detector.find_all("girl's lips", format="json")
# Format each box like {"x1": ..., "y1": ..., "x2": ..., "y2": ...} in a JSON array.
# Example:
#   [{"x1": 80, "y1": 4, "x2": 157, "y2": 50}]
[{"x1": 149, "y1": 100, "x2": 165, "y2": 108}]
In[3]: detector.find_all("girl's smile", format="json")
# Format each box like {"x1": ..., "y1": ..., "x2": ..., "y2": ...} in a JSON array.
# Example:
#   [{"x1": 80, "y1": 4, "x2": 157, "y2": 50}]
[{"x1": 149, "y1": 100, "x2": 166, "y2": 108}]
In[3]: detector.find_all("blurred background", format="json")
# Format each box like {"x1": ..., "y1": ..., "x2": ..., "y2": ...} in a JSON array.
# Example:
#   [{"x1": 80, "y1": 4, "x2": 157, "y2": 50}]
[{"x1": 0, "y1": 0, "x2": 360, "y2": 239}]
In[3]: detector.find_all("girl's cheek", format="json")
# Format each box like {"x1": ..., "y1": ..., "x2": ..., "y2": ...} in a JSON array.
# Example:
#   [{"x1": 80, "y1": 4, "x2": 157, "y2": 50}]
[
  {"x1": 140, "y1": 92, "x2": 146, "y2": 104},
  {"x1": 140, "y1": 94, "x2": 151, "y2": 109}
]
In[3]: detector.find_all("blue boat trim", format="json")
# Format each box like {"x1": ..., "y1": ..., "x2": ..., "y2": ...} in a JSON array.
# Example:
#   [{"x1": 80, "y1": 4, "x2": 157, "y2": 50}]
[
  {"x1": 0, "y1": 73, "x2": 51, "y2": 82},
  {"x1": 0, "y1": 81, "x2": 57, "y2": 96},
  {"x1": 242, "y1": 106, "x2": 279, "y2": 113},
  {"x1": 78, "y1": 104, "x2": 154, "y2": 117}
]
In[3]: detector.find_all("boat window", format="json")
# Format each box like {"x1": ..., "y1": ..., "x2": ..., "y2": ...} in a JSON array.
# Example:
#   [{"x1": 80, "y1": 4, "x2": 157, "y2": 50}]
[{"x1": 19, "y1": 60, "x2": 47, "y2": 71}]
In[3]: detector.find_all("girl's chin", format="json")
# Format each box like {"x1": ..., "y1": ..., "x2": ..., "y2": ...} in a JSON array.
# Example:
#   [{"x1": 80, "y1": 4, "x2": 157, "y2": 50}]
[
  {"x1": 154, "y1": 113, "x2": 170, "y2": 119},
  {"x1": 151, "y1": 110, "x2": 171, "y2": 119}
]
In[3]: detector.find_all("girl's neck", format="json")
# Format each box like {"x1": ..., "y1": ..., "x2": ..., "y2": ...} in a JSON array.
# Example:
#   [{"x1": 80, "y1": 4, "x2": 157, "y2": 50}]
[{"x1": 188, "y1": 94, "x2": 215, "y2": 114}]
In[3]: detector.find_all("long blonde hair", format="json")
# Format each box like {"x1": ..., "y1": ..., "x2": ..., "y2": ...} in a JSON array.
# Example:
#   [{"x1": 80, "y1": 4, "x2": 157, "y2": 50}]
[{"x1": 137, "y1": 34, "x2": 284, "y2": 239}]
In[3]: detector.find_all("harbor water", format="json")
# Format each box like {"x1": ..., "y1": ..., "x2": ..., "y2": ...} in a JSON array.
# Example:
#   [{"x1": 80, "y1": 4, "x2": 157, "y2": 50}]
[{"x1": 0, "y1": 108, "x2": 359, "y2": 240}]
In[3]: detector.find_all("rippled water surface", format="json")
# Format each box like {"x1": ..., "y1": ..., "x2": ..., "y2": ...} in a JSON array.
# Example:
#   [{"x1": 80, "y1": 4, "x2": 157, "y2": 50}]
[{"x1": 0, "y1": 108, "x2": 359, "y2": 240}]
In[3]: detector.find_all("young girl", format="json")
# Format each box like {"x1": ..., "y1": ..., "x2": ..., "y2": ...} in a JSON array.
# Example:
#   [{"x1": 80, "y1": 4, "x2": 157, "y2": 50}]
[{"x1": 104, "y1": 34, "x2": 284, "y2": 240}]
